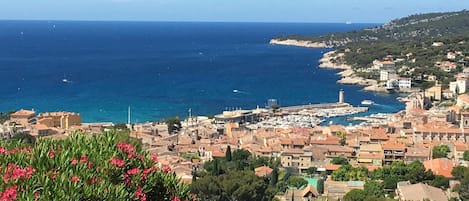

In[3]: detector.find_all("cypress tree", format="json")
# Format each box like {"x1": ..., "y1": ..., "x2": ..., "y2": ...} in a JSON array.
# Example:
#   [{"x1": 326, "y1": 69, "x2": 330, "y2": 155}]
[{"x1": 225, "y1": 145, "x2": 232, "y2": 161}]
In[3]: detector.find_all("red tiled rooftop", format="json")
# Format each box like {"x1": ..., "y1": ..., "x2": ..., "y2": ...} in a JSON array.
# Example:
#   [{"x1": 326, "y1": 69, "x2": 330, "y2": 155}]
[
  {"x1": 254, "y1": 166, "x2": 273, "y2": 177},
  {"x1": 423, "y1": 158, "x2": 457, "y2": 178}
]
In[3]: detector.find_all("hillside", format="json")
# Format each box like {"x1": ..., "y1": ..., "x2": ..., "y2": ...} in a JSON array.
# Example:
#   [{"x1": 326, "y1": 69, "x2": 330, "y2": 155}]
[
  {"x1": 277, "y1": 10, "x2": 469, "y2": 47},
  {"x1": 274, "y1": 10, "x2": 469, "y2": 89}
]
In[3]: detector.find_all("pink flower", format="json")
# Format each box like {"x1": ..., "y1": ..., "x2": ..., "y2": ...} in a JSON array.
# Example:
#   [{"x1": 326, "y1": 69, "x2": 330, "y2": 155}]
[
  {"x1": 48, "y1": 149, "x2": 55, "y2": 159},
  {"x1": 87, "y1": 161, "x2": 94, "y2": 169},
  {"x1": 127, "y1": 168, "x2": 139, "y2": 175},
  {"x1": 123, "y1": 174, "x2": 131, "y2": 185},
  {"x1": 134, "y1": 188, "x2": 147, "y2": 201},
  {"x1": 0, "y1": 146, "x2": 5, "y2": 155},
  {"x1": 110, "y1": 157, "x2": 125, "y2": 168},
  {"x1": 33, "y1": 192, "x2": 40, "y2": 199},
  {"x1": 171, "y1": 197, "x2": 181, "y2": 201},
  {"x1": 80, "y1": 154, "x2": 87, "y2": 163},
  {"x1": 3, "y1": 164, "x2": 35, "y2": 183},
  {"x1": 150, "y1": 153, "x2": 158, "y2": 163},
  {"x1": 162, "y1": 165, "x2": 171, "y2": 173},
  {"x1": 71, "y1": 158, "x2": 78, "y2": 165},
  {"x1": 71, "y1": 176, "x2": 80, "y2": 182},
  {"x1": 0, "y1": 185, "x2": 17, "y2": 200},
  {"x1": 117, "y1": 142, "x2": 135, "y2": 154},
  {"x1": 141, "y1": 167, "x2": 155, "y2": 181}
]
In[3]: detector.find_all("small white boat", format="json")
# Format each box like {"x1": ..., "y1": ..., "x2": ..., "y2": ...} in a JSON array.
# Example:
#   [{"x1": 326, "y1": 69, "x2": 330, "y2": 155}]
[{"x1": 361, "y1": 100, "x2": 375, "y2": 105}]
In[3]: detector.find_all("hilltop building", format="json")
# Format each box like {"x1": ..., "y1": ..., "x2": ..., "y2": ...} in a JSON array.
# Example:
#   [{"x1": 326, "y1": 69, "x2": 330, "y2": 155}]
[
  {"x1": 37, "y1": 112, "x2": 81, "y2": 131},
  {"x1": 10, "y1": 109, "x2": 35, "y2": 126}
]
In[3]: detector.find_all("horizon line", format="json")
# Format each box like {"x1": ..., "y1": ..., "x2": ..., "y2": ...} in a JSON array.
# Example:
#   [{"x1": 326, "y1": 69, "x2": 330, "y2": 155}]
[{"x1": 0, "y1": 18, "x2": 385, "y2": 24}]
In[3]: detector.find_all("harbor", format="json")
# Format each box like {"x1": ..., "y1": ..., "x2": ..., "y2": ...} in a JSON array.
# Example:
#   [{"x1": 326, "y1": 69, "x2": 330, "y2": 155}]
[{"x1": 217, "y1": 90, "x2": 370, "y2": 128}]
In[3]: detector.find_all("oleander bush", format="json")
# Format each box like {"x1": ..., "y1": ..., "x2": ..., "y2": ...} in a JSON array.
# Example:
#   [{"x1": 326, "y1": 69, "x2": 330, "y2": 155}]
[{"x1": 0, "y1": 131, "x2": 191, "y2": 200}]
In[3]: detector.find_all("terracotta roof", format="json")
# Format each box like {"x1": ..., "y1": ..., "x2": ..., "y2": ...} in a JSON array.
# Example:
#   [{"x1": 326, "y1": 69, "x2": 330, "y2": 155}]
[
  {"x1": 211, "y1": 151, "x2": 225, "y2": 158},
  {"x1": 398, "y1": 183, "x2": 448, "y2": 201},
  {"x1": 326, "y1": 164, "x2": 342, "y2": 171},
  {"x1": 360, "y1": 144, "x2": 383, "y2": 152},
  {"x1": 358, "y1": 152, "x2": 383, "y2": 160},
  {"x1": 35, "y1": 124, "x2": 49, "y2": 130},
  {"x1": 328, "y1": 146, "x2": 354, "y2": 153},
  {"x1": 458, "y1": 94, "x2": 469, "y2": 103},
  {"x1": 423, "y1": 158, "x2": 457, "y2": 178},
  {"x1": 380, "y1": 61, "x2": 395, "y2": 65},
  {"x1": 254, "y1": 166, "x2": 273, "y2": 177},
  {"x1": 455, "y1": 143, "x2": 469, "y2": 152},
  {"x1": 302, "y1": 185, "x2": 319, "y2": 197},
  {"x1": 382, "y1": 141, "x2": 405, "y2": 150},
  {"x1": 12, "y1": 109, "x2": 35, "y2": 116},
  {"x1": 292, "y1": 138, "x2": 307, "y2": 146},
  {"x1": 369, "y1": 128, "x2": 389, "y2": 140},
  {"x1": 282, "y1": 149, "x2": 305, "y2": 155},
  {"x1": 280, "y1": 138, "x2": 292, "y2": 145}
]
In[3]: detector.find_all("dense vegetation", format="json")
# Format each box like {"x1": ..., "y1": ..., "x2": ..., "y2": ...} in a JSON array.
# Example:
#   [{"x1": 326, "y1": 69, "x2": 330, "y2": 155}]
[
  {"x1": 191, "y1": 148, "x2": 278, "y2": 201},
  {"x1": 276, "y1": 10, "x2": 469, "y2": 88},
  {"x1": 452, "y1": 166, "x2": 469, "y2": 200},
  {"x1": 432, "y1": 144, "x2": 450, "y2": 158},
  {"x1": 0, "y1": 131, "x2": 190, "y2": 200}
]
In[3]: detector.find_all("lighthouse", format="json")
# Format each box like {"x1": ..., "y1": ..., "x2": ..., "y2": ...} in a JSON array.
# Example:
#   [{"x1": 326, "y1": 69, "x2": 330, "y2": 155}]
[{"x1": 338, "y1": 89, "x2": 344, "y2": 104}]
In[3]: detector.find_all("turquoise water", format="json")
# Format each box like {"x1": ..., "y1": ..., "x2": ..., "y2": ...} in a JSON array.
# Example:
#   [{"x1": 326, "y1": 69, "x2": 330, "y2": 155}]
[{"x1": 0, "y1": 21, "x2": 404, "y2": 123}]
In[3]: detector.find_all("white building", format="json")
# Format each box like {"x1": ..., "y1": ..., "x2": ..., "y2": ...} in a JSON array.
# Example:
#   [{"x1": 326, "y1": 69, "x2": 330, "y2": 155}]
[
  {"x1": 380, "y1": 70, "x2": 389, "y2": 81},
  {"x1": 447, "y1": 52, "x2": 456, "y2": 60},
  {"x1": 398, "y1": 78, "x2": 412, "y2": 89},
  {"x1": 450, "y1": 78, "x2": 468, "y2": 94}
]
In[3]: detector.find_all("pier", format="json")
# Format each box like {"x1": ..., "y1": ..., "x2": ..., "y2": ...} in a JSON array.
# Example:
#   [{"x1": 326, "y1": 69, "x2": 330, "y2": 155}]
[{"x1": 281, "y1": 102, "x2": 351, "y2": 113}]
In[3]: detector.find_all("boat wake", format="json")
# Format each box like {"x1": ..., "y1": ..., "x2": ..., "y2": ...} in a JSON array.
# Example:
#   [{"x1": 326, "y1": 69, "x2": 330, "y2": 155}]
[{"x1": 233, "y1": 89, "x2": 249, "y2": 94}]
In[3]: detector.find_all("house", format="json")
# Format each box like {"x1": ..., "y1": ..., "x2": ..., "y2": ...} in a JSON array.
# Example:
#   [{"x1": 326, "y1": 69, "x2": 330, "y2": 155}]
[
  {"x1": 326, "y1": 146, "x2": 354, "y2": 158},
  {"x1": 254, "y1": 165, "x2": 273, "y2": 177},
  {"x1": 280, "y1": 149, "x2": 314, "y2": 173},
  {"x1": 447, "y1": 52, "x2": 457, "y2": 60},
  {"x1": 423, "y1": 158, "x2": 457, "y2": 178},
  {"x1": 442, "y1": 89, "x2": 454, "y2": 99},
  {"x1": 438, "y1": 61, "x2": 457, "y2": 72},
  {"x1": 450, "y1": 78, "x2": 468, "y2": 94},
  {"x1": 325, "y1": 180, "x2": 364, "y2": 200},
  {"x1": 432, "y1": 42, "x2": 444, "y2": 47},
  {"x1": 405, "y1": 146, "x2": 431, "y2": 163},
  {"x1": 379, "y1": 61, "x2": 396, "y2": 69},
  {"x1": 37, "y1": 112, "x2": 81, "y2": 131},
  {"x1": 457, "y1": 93, "x2": 469, "y2": 108},
  {"x1": 426, "y1": 83, "x2": 442, "y2": 101},
  {"x1": 32, "y1": 124, "x2": 52, "y2": 136},
  {"x1": 368, "y1": 128, "x2": 389, "y2": 144},
  {"x1": 284, "y1": 185, "x2": 319, "y2": 201},
  {"x1": 382, "y1": 141, "x2": 406, "y2": 165},
  {"x1": 357, "y1": 144, "x2": 383, "y2": 166},
  {"x1": 396, "y1": 182, "x2": 448, "y2": 201},
  {"x1": 398, "y1": 77, "x2": 412, "y2": 89},
  {"x1": 10, "y1": 109, "x2": 35, "y2": 126},
  {"x1": 454, "y1": 143, "x2": 469, "y2": 162}
]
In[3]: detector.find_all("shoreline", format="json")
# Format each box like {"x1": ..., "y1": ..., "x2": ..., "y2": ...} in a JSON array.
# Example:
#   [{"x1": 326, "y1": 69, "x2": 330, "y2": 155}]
[
  {"x1": 318, "y1": 50, "x2": 388, "y2": 93},
  {"x1": 269, "y1": 39, "x2": 333, "y2": 48}
]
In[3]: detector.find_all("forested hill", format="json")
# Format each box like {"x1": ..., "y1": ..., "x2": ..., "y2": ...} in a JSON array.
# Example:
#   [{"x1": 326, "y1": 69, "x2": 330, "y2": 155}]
[{"x1": 276, "y1": 10, "x2": 469, "y2": 47}]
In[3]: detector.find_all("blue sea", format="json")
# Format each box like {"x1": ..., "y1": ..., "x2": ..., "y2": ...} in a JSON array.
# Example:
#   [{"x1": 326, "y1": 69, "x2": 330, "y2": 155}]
[{"x1": 0, "y1": 21, "x2": 404, "y2": 124}]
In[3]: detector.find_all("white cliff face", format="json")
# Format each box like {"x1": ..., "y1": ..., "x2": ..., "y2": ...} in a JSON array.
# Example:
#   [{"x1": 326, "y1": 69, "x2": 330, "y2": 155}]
[{"x1": 269, "y1": 39, "x2": 333, "y2": 48}]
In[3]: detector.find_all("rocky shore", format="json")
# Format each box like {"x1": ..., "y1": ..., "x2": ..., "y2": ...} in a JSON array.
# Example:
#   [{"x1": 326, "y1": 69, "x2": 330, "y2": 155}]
[
  {"x1": 269, "y1": 39, "x2": 397, "y2": 93},
  {"x1": 269, "y1": 39, "x2": 333, "y2": 48},
  {"x1": 318, "y1": 50, "x2": 387, "y2": 92}
]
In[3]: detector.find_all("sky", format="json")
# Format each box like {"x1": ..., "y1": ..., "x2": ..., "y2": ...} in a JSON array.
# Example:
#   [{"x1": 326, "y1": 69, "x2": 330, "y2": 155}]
[{"x1": 0, "y1": 0, "x2": 468, "y2": 23}]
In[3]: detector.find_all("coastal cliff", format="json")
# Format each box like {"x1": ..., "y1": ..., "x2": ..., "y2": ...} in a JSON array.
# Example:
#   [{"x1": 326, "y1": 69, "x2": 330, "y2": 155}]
[{"x1": 269, "y1": 39, "x2": 333, "y2": 48}]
